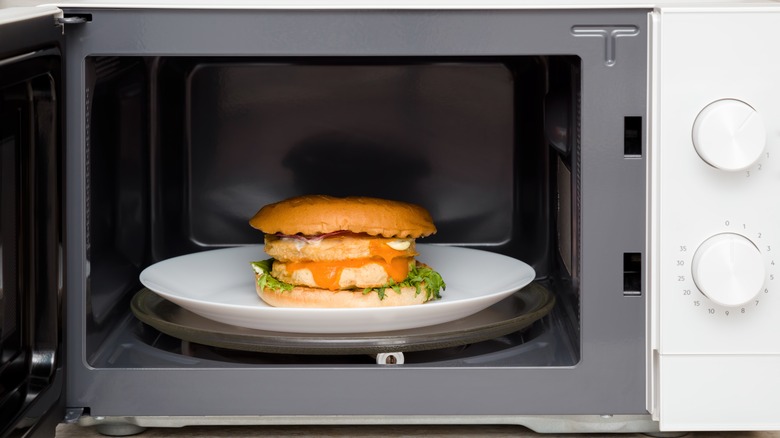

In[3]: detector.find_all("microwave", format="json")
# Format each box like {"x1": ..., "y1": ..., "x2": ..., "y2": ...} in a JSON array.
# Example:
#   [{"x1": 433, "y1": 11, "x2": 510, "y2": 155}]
[{"x1": 3, "y1": 1, "x2": 780, "y2": 436}]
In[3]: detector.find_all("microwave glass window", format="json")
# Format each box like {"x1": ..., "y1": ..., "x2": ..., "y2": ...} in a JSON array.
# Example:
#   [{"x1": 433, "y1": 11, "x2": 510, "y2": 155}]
[
  {"x1": 0, "y1": 81, "x2": 28, "y2": 427},
  {"x1": 0, "y1": 60, "x2": 61, "y2": 429},
  {"x1": 0, "y1": 111, "x2": 20, "y2": 374}
]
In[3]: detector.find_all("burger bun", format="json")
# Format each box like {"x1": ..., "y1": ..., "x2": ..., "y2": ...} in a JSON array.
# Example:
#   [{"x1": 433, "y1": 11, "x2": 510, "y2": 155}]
[{"x1": 249, "y1": 195, "x2": 436, "y2": 238}]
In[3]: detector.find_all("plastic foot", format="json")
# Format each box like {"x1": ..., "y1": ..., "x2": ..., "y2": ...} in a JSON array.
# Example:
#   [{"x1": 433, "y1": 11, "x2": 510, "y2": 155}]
[{"x1": 94, "y1": 423, "x2": 147, "y2": 437}]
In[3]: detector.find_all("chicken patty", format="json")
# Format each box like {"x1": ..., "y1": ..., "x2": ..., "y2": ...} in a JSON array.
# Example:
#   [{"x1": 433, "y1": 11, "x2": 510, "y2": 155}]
[
  {"x1": 264, "y1": 233, "x2": 416, "y2": 263},
  {"x1": 271, "y1": 257, "x2": 413, "y2": 290}
]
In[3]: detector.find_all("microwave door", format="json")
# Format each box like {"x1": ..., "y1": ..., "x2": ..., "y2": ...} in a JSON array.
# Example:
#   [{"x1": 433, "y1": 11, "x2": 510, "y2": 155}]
[{"x1": 0, "y1": 7, "x2": 64, "y2": 438}]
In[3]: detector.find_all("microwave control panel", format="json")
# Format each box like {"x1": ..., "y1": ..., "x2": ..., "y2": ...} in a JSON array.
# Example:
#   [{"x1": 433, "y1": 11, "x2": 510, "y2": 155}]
[
  {"x1": 654, "y1": 7, "x2": 780, "y2": 355},
  {"x1": 652, "y1": 6, "x2": 780, "y2": 430}
]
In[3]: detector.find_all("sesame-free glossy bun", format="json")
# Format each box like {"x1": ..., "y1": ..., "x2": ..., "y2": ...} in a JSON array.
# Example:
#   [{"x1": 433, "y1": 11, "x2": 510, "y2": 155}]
[
  {"x1": 255, "y1": 277, "x2": 433, "y2": 308},
  {"x1": 249, "y1": 195, "x2": 436, "y2": 238}
]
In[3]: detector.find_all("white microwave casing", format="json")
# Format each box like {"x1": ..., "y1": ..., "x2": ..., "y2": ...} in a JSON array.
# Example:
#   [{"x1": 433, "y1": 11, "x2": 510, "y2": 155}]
[
  {"x1": 3, "y1": 0, "x2": 780, "y2": 434},
  {"x1": 649, "y1": 6, "x2": 780, "y2": 431}
]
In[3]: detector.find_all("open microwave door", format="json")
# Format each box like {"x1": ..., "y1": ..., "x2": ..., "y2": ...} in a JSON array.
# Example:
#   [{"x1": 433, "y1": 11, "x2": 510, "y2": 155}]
[{"x1": 0, "y1": 6, "x2": 64, "y2": 438}]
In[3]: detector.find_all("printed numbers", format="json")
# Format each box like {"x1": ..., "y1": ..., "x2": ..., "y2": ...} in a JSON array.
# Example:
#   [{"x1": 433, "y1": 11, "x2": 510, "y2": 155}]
[{"x1": 746, "y1": 163, "x2": 762, "y2": 176}]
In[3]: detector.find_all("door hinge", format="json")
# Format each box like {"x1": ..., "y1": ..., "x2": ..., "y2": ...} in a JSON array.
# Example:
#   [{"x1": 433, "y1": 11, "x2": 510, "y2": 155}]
[{"x1": 56, "y1": 14, "x2": 92, "y2": 25}]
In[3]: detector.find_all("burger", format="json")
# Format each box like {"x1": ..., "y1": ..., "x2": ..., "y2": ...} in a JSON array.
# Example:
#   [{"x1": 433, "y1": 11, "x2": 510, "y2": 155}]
[{"x1": 249, "y1": 195, "x2": 445, "y2": 308}]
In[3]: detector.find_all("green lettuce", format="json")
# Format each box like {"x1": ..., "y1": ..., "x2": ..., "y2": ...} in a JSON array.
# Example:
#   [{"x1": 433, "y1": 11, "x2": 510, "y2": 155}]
[{"x1": 250, "y1": 259, "x2": 293, "y2": 292}]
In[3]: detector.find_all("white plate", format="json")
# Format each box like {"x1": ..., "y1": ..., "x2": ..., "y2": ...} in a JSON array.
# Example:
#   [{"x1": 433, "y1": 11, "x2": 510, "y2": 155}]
[{"x1": 139, "y1": 245, "x2": 535, "y2": 334}]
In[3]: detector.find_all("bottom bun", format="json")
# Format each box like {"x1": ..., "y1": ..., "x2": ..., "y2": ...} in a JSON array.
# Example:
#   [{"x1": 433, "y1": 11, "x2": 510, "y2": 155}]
[{"x1": 255, "y1": 276, "x2": 432, "y2": 308}]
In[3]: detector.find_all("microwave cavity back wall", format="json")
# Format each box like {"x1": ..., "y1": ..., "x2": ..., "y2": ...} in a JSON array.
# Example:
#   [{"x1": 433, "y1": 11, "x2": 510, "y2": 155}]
[{"x1": 4, "y1": 2, "x2": 780, "y2": 436}]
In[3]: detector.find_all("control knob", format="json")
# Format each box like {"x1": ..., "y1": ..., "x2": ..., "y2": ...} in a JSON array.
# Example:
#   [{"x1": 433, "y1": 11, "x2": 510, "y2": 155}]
[
  {"x1": 692, "y1": 99, "x2": 766, "y2": 171},
  {"x1": 691, "y1": 233, "x2": 765, "y2": 307}
]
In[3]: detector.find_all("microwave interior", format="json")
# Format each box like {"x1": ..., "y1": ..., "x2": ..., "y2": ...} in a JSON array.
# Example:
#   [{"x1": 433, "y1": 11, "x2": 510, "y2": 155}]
[{"x1": 86, "y1": 55, "x2": 582, "y2": 367}]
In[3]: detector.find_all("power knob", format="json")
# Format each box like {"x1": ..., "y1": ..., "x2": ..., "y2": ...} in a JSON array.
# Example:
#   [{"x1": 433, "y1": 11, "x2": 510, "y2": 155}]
[
  {"x1": 692, "y1": 99, "x2": 766, "y2": 171},
  {"x1": 691, "y1": 233, "x2": 766, "y2": 307}
]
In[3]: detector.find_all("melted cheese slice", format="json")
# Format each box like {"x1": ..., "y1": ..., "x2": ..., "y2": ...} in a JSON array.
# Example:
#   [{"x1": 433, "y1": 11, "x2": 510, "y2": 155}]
[
  {"x1": 285, "y1": 256, "x2": 410, "y2": 291},
  {"x1": 369, "y1": 239, "x2": 414, "y2": 264}
]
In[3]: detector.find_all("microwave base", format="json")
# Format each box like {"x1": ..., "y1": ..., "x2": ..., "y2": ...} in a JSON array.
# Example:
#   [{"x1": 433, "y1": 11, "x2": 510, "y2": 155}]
[{"x1": 72, "y1": 413, "x2": 661, "y2": 436}]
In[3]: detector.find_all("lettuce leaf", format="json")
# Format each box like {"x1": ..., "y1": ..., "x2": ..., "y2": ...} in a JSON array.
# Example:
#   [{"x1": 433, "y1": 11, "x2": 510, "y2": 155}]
[
  {"x1": 364, "y1": 261, "x2": 445, "y2": 302},
  {"x1": 250, "y1": 259, "x2": 293, "y2": 292}
]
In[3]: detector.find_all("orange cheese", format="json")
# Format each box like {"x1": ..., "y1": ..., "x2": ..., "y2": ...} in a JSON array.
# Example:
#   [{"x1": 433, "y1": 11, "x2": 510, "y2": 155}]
[
  {"x1": 368, "y1": 239, "x2": 416, "y2": 264},
  {"x1": 286, "y1": 256, "x2": 411, "y2": 290}
]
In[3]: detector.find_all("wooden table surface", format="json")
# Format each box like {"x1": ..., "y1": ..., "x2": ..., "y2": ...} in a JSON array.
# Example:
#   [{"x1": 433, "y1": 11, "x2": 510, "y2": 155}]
[{"x1": 56, "y1": 423, "x2": 780, "y2": 437}]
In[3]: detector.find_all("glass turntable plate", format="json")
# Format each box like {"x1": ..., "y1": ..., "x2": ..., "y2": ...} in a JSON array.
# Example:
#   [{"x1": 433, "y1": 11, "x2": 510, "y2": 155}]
[
  {"x1": 132, "y1": 282, "x2": 554, "y2": 355},
  {"x1": 132, "y1": 283, "x2": 553, "y2": 355}
]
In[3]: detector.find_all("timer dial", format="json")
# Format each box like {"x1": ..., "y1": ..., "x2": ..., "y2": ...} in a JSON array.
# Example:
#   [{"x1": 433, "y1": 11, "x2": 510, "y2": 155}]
[
  {"x1": 692, "y1": 99, "x2": 766, "y2": 171},
  {"x1": 691, "y1": 233, "x2": 766, "y2": 307}
]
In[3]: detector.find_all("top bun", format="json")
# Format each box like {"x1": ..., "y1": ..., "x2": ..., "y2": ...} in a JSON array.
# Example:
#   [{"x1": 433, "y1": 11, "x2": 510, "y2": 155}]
[{"x1": 249, "y1": 195, "x2": 436, "y2": 238}]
